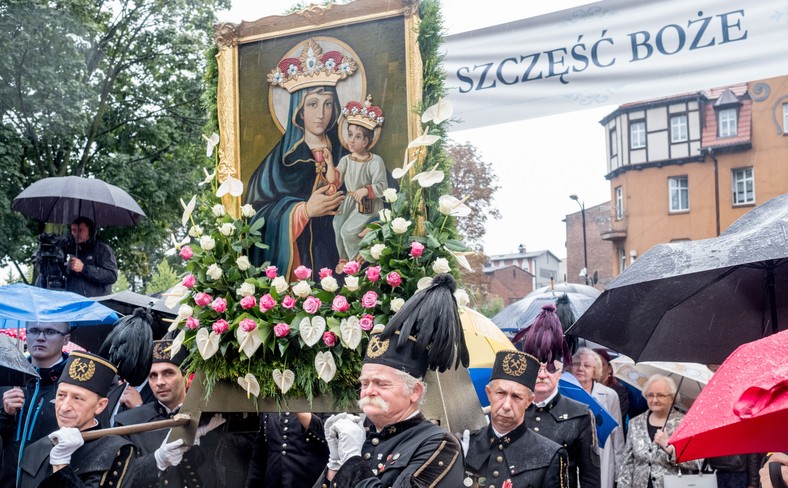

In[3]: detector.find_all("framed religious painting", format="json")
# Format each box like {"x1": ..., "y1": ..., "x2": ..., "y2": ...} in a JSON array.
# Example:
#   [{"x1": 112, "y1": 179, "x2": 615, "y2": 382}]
[{"x1": 214, "y1": 0, "x2": 422, "y2": 282}]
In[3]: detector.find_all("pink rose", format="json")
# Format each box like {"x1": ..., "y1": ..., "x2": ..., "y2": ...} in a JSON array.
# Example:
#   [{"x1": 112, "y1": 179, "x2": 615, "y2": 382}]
[
  {"x1": 343, "y1": 261, "x2": 360, "y2": 275},
  {"x1": 265, "y1": 266, "x2": 278, "y2": 279},
  {"x1": 319, "y1": 267, "x2": 332, "y2": 279},
  {"x1": 179, "y1": 246, "x2": 193, "y2": 260},
  {"x1": 281, "y1": 295, "x2": 296, "y2": 309},
  {"x1": 240, "y1": 318, "x2": 257, "y2": 332},
  {"x1": 386, "y1": 271, "x2": 402, "y2": 288},
  {"x1": 361, "y1": 291, "x2": 378, "y2": 308},
  {"x1": 294, "y1": 265, "x2": 311, "y2": 280},
  {"x1": 259, "y1": 293, "x2": 277, "y2": 312},
  {"x1": 273, "y1": 322, "x2": 290, "y2": 338},
  {"x1": 194, "y1": 292, "x2": 212, "y2": 307},
  {"x1": 323, "y1": 331, "x2": 337, "y2": 347},
  {"x1": 366, "y1": 266, "x2": 381, "y2": 282},
  {"x1": 181, "y1": 274, "x2": 196, "y2": 288},
  {"x1": 239, "y1": 295, "x2": 257, "y2": 310},
  {"x1": 186, "y1": 317, "x2": 200, "y2": 330},
  {"x1": 410, "y1": 241, "x2": 424, "y2": 258},
  {"x1": 359, "y1": 314, "x2": 374, "y2": 331},
  {"x1": 332, "y1": 295, "x2": 350, "y2": 313},
  {"x1": 211, "y1": 297, "x2": 227, "y2": 313},
  {"x1": 303, "y1": 296, "x2": 322, "y2": 314},
  {"x1": 212, "y1": 319, "x2": 229, "y2": 334}
]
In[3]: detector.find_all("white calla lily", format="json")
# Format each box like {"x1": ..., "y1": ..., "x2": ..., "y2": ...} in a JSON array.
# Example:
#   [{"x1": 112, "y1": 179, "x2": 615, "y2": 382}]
[
  {"x1": 217, "y1": 176, "x2": 243, "y2": 197},
  {"x1": 445, "y1": 247, "x2": 476, "y2": 272},
  {"x1": 392, "y1": 157, "x2": 417, "y2": 180},
  {"x1": 199, "y1": 166, "x2": 216, "y2": 186},
  {"x1": 236, "y1": 327, "x2": 262, "y2": 357},
  {"x1": 340, "y1": 316, "x2": 362, "y2": 349},
  {"x1": 413, "y1": 164, "x2": 445, "y2": 188},
  {"x1": 273, "y1": 369, "x2": 295, "y2": 394},
  {"x1": 165, "y1": 233, "x2": 190, "y2": 256},
  {"x1": 180, "y1": 195, "x2": 197, "y2": 225},
  {"x1": 237, "y1": 373, "x2": 260, "y2": 398},
  {"x1": 421, "y1": 98, "x2": 454, "y2": 124},
  {"x1": 169, "y1": 329, "x2": 186, "y2": 359},
  {"x1": 438, "y1": 195, "x2": 471, "y2": 217},
  {"x1": 407, "y1": 133, "x2": 441, "y2": 149},
  {"x1": 196, "y1": 328, "x2": 221, "y2": 360},
  {"x1": 315, "y1": 351, "x2": 337, "y2": 383},
  {"x1": 300, "y1": 316, "x2": 326, "y2": 347},
  {"x1": 204, "y1": 132, "x2": 220, "y2": 157},
  {"x1": 163, "y1": 284, "x2": 189, "y2": 309}
]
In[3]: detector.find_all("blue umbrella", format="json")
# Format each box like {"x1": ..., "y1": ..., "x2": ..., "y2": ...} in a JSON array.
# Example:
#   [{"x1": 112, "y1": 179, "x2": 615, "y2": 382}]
[
  {"x1": 0, "y1": 283, "x2": 118, "y2": 326},
  {"x1": 468, "y1": 368, "x2": 618, "y2": 447}
]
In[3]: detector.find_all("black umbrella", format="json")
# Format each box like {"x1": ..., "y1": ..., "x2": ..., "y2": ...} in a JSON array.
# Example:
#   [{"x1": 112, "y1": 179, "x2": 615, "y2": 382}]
[
  {"x1": 567, "y1": 193, "x2": 788, "y2": 364},
  {"x1": 12, "y1": 175, "x2": 145, "y2": 227},
  {"x1": 0, "y1": 334, "x2": 39, "y2": 386}
]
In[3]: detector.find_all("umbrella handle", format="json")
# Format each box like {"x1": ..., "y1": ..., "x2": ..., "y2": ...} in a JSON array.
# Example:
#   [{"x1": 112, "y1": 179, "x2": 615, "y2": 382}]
[{"x1": 769, "y1": 462, "x2": 788, "y2": 488}]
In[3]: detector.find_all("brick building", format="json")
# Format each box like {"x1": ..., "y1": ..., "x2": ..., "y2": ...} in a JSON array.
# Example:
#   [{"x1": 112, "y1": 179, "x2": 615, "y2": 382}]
[{"x1": 565, "y1": 202, "x2": 615, "y2": 289}]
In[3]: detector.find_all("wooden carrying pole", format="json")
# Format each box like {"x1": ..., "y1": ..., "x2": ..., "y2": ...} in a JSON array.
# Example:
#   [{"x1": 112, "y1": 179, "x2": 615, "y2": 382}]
[{"x1": 80, "y1": 414, "x2": 191, "y2": 441}]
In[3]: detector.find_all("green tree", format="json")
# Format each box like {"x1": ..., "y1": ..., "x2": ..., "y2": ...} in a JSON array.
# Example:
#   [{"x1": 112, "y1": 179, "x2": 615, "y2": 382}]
[
  {"x1": 112, "y1": 273, "x2": 130, "y2": 293},
  {"x1": 144, "y1": 258, "x2": 179, "y2": 295},
  {"x1": 0, "y1": 0, "x2": 230, "y2": 288}
]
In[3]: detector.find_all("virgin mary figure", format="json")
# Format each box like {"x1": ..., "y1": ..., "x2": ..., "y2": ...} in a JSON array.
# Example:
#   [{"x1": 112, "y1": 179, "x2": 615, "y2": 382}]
[{"x1": 245, "y1": 39, "x2": 357, "y2": 281}]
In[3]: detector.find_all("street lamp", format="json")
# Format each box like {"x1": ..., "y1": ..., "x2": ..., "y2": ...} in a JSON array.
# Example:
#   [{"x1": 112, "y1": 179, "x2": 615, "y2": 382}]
[{"x1": 570, "y1": 194, "x2": 588, "y2": 285}]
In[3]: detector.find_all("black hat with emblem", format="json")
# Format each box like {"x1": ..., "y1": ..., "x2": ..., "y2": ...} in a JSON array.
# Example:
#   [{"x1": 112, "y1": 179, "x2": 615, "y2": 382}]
[
  {"x1": 152, "y1": 338, "x2": 188, "y2": 367},
  {"x1": 364, "y1": 274, "x2": 469, "y2": 378},
  {"x1": 489, "y1": 350, "x2": 540, "y2": 391},
  {"x1": 58, "y1": 351, "x2": 118, "y2": 398}
]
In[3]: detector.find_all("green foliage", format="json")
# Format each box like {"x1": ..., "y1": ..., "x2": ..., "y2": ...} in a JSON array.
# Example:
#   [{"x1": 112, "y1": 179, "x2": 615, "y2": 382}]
[
  {"x1": 477, "y1": 294, "x2": 505, "y2": 319},
  {"x1": 113, "y1": 273, "x2": 130, "y2": 293},
  {"x1": 144, "y1": 259, "x2": 180, "y2": 295}
]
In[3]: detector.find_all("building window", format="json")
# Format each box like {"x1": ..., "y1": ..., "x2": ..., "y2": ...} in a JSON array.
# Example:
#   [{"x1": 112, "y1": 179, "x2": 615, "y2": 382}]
[
  {"x1": 609, "y1": 127, "x2": 618, "y2": 156},
  {"x1": 783, "y1": 103, "x2": 788, "y2": 134},
  {"x1": 669, "y1": 176, "x2": 689, "y2": 212},
  {"x1": 618, "y1": 247, "x2": 627, "y2": 273},
  {"x1": 732, "y1": 167, "x2": 755, "y2": 205},
  {"x1": 718, "y1": 108, "x2": 738, "y2": 138},
  {"x1": 670, "y1": 114, "x2": 688, "y2": 142},
  {"x1": 630, "y1": 120, "x2": 646, "y2": 149},
  {"x1": 615, "y1": 186, "x2": 624, "y2": 220}
]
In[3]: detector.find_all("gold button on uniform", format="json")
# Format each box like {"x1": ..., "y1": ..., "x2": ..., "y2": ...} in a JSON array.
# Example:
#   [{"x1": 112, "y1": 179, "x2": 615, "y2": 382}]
[
  {"x1": 493, "y1": 470, "x2": 499, "y2": 478},
  {"x1": 371, "y1": 438, "x2": 380, "y2": 445},
  {"x1": 534, "y1": 427, "x2": 540, "y2": 432},
  {"x1": 496, "y1": 456, "x2": 503, "y2": 462}
]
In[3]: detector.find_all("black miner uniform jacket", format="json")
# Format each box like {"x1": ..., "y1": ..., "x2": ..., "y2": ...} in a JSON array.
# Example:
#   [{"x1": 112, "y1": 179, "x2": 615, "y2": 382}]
[
  {"x1": 465, "y1": 422, "x2": 570, "y2": 488},
  {"x1": 113, "y1": 401, "x2": 215, "y2": 488},
  {"x1": 312, "y1": 413, "x2": 464, "y2": 488},
  {"x1": 525, "y1": 393, "x2": 601, "y2": 488},
  {"x1": 18, "y1": 426, "x2": 135, "y2": 488}
]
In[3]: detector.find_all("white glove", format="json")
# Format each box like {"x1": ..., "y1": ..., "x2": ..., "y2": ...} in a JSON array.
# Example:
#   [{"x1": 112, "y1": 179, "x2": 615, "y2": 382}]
[
  {"x1": 324, "y1": 413, "x2": 362, "y2": 470},
  {"x1": 333, "y1": 418, "x2": 366, "y2": 465},
  {"x1": 456, "y1": 429, "x2": 470, "y2": 457},
  {"x1": 194, "y1": 413, "x2": 226, "y2": 446},
  {"x1": 154, "y1": 438, "x2": 188, "y2": 471},
  {"x1": 48, "y1": 428, "x2": 84, "y2": 466}
]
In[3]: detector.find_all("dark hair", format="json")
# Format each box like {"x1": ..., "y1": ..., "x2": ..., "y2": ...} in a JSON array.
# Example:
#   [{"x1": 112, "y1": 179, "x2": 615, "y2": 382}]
[
  {"x1": 72, "y1": 217, "x2": 95, "y2": 236},
  {"x1": 295, "y1": 86, "x2": 341, "y2": 132},
  {"x1": 348, "y1": 123, "x2": 374, "y2": 149}
]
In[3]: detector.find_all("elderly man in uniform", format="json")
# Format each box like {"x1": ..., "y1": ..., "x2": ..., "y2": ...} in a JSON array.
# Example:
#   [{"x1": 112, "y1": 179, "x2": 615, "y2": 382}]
[
  {"x1": 313, "y1": 274, "x2": 468, "y2": 488},
  {"x1": 463, "y1": 350, "x2": 569, "y2": 487},
  {"x1": 18, "y1": 351, "x2": 136, "y2": 487},
  {"x1": 114, "y1": 338, "x2": 226, "y2": 488},
  {"x1": 521, "y1": 304, "x2": 601, "y2": 487}
]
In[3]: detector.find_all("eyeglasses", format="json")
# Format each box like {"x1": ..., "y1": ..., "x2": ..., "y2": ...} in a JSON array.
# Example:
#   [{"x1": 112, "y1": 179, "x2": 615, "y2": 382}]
[
  {"x1": 27, "y1": 328, "x2": 67, "y2": 338},
  {"x1": 645, "y1": 393, "x2": 672, "y2": 400}
]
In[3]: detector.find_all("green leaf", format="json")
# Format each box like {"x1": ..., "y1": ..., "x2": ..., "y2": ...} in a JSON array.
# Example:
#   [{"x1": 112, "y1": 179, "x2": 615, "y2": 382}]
[
  {"x1": 254, "y1": 242, "x2": 270, "y2": 250},
  {"x1": 249, "y1": 217, "x2": 265, "y2": 233}
]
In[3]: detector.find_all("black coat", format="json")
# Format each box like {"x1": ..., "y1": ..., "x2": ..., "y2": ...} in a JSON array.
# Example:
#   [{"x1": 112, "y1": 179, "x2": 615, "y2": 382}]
[
  {"x1": 313, "y1": 413, "x2": 465, "y2": 488},
  {"x1": 525, "y1": 393, "x2": 601, "y2": 488},
  {"x1": 465, "y1": 422, "x2": 570, "y2": 488},
  {"x1": 18, "y1": 427, "x2": 135, "y2": 488},
  {"x1": 245, "y1": 412, "x2": 329, "y2": 488},
  {"x1": 65, "y1": 238, "x2": 118, "y2": 297}
]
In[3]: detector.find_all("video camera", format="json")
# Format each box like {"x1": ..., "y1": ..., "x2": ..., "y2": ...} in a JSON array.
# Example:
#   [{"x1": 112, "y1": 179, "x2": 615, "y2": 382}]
[{"x1": 34, "y1": 233, "x2": 75, "y2": 290}]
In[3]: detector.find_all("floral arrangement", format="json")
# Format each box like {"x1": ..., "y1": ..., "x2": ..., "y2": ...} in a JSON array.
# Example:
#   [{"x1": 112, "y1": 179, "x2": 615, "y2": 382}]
[{"x1": 164, "y1": 99, "x2": 474, "y2": 407}]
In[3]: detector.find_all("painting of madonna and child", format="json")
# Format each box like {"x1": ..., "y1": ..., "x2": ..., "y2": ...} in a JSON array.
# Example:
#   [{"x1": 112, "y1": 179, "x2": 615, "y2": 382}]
[{"x1": 237, "y1": 15, "x2": 413, "y2": 282}]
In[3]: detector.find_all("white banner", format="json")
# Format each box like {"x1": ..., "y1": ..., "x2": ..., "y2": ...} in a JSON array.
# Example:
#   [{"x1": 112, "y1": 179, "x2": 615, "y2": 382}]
[{"x1": 444, "y1": 0, "x2": 788, "y2": 129}]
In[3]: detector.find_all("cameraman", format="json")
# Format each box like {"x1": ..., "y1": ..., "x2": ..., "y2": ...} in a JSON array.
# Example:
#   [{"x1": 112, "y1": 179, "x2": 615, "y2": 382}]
[{"x1": 65, "y1": 217, "x2": 118, "y2": 297}]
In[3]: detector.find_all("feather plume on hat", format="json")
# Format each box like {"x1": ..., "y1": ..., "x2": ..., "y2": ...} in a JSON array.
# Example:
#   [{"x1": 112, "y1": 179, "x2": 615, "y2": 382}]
[
  {"x1": 519, "y1": 303, "x2": 572, "y2": 370},
  {"x1": 555, "y1": 293, "x2": 579, "y2": 355},
  {"x1": 99, "y1": 307, "x2": 154, "y2": 385}
]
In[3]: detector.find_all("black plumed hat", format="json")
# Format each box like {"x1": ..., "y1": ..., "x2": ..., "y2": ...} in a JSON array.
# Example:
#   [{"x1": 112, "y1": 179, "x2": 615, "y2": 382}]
[
  {"x1": 364, "y1": 274, "x2": 469, "y2": 378},
  {"x1": 98, "y1": 307, "x2": 154, "y2": 386},
  {"x1": 520, "y1": 303, "x2": 572, "y2": 371},
  {"x1": 59, "y1": 351, "x2": 118, "y2": 398}
]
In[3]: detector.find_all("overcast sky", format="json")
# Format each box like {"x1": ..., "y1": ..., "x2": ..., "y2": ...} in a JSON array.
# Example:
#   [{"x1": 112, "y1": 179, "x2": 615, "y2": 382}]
[{"x1": 218, "y1": 0, "x2": 614, "y2": 259}]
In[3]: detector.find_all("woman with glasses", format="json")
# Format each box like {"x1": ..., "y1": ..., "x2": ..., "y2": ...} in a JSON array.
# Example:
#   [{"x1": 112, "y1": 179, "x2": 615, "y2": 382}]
[{"x1": 617, "y1": 374, "x2": 701, "y2": 488}]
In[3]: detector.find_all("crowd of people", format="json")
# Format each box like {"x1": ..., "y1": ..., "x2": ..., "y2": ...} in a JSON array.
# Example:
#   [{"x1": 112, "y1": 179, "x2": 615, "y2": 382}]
[{"x1": 1, "y1": 273, "x2": 785, "y2": 488}]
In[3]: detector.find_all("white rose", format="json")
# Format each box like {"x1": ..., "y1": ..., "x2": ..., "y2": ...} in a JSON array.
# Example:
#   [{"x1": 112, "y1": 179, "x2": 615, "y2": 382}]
[
  {"x1": 236, "y1": 255, "x2": 251, "y2": 271},
  {"x1": 200, "y1": 235, "x2": 215, "y2": 251},
  {"x1": 391, "y1": 217, "x2": 411, "y2": 235},
  {"x1": 188, "y1": 225, "x2": 203, "y2": 237},
  {"x1": 378, "y1": 209, "x2": 392, "y2": 223},
  {"x1": 383, "y1": 188, "x2": 398, "y2": 203},
  {"x1": 390, "y1": 297, "x2": 405, "y2": 313},
  {"x1": 177, "y1": 304, "x2": 193, "y2": 318},
  {"x1": 271, "y1": 276, "x2": 289, "y2": 294},
  {"x1": 454, "y1": 289, "x2": 470, "y2": 308},
  {"x1": 344, "y1": 275, "x2": 359, "y2": 292},
  {"x1": 370, "y1": 244, "x2": 386, "y2": 260},
  {"x1": 241, "y1": 204, "x2": 255, "y2": 218},
  {"x1": 292, "y1": 280, "x2": 312, "y2": 298},
  {"x1": 206, "y1": 263, "x2": 223, "y2": 280},
  {"x1": 219, "y1": 223, "x2": 234, "y2": 236},
  {"x1": 321, "y1": 276, "x2": 339, "y2": 292},
  {"x1": 417, "y1": 277, "x2": 434, "y2": 290},
  {"x1": 432, "y1": 257, "x2": 451, "y2": 274},
  {"x1": 236, "y1": 282, "x2": 255, "y2": 297},
  {"x1": 212, "y1": 204, "x2": 226, "y2": 217}
]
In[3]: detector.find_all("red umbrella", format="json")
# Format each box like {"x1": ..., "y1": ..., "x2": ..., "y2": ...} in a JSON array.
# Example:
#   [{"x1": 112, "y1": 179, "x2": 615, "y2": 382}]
[{"x1": 670, "y1": 329, "x2": 788, "y2": 462}]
